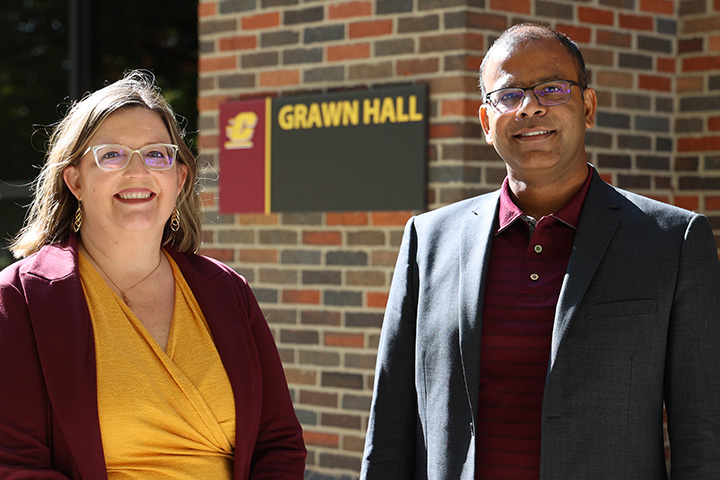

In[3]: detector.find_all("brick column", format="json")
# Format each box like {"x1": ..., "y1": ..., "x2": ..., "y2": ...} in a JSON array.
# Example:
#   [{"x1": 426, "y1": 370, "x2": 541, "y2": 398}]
[{"x1": 197, "y1": 1, "x2": 720, "y2": 478}]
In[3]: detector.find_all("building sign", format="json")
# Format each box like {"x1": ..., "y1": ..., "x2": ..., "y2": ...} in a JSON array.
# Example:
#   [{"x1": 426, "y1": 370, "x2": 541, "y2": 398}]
[{"x1": 219, "y1": 85, "x2": 427, "y2": 213}]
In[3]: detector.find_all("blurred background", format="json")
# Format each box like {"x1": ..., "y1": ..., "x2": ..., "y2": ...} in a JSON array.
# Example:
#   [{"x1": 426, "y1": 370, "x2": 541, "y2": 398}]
[{"x1": 0, "y1": 0, "x2": 198, "y2": 268}]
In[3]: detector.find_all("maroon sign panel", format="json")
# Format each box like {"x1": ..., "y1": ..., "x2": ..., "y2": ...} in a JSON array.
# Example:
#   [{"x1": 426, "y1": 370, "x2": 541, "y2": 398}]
[{"x1": 219, "y1": 97, "x2": 270, "y2": 213}]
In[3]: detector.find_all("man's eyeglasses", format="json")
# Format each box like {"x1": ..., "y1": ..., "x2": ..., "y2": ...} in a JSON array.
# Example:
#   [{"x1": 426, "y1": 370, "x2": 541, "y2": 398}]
[
  {"x1": 484, "y1": 80, "x2": 583, "y2": 114},
  {"x1": 85, "y1": 143, "x2": 179, "y2": 171}
]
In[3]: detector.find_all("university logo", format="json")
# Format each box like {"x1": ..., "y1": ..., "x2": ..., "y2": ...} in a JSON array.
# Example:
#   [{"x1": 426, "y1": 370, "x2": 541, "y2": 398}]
[{"x1": 224, "y1": 111, "x2": 259, "y2": 149}]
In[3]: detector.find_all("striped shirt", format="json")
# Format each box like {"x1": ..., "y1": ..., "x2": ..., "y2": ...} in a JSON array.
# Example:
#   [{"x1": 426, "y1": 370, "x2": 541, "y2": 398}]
[{"x1": 475, "y1": 168, "x2": 592, "y2": 479}]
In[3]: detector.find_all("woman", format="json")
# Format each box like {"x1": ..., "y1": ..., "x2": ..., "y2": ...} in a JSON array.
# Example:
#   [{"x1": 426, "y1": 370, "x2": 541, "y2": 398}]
[{"x1": 0, "y1": 71, "x2": 306, "y2": 479}]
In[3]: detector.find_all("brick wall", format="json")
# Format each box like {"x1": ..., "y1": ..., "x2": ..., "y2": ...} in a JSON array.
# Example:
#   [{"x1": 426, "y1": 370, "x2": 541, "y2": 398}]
[
  {"x1": 677, "y1": 0, "x2": 720, "y2": 240},
  {"x1": 197, "y1": 1, "x2": 720, "y2": 478}
]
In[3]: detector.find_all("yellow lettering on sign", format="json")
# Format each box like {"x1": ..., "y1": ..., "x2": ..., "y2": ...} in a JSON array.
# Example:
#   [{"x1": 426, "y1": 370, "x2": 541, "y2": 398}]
[
  {"x1": 342, "y1": 100, "x2": 359, "y2": 126},
  {"x1": 225, "y1": 111, "x2": 259, "y2": 149},
  {"x1": 379, "y1": 97, "x2": 397, "y2": 124},
  {"x1": 363, "y1": 98, "x2": 380, "y2": 125},
  {"x1": 321, "y1": 101, "x2": 343, "y2": 127},
  {"x1": 396, "y1": 97, "x2": 410, "y2": 122},
  {"x1": 408, "y1": 95, "x2": 423, "y2": 121},
  {"x1": 294, "y1": 104, "x2": 308, "y2": 129},
  {"x1": 307, "y1": 103, "x2": 323, "y2": 128},
  {"x1": 277, "y1": 96, "x2": 420, "y2": 130},
  {"x1": 278, "y1": 104, "x2": 294, "y2": 130}
]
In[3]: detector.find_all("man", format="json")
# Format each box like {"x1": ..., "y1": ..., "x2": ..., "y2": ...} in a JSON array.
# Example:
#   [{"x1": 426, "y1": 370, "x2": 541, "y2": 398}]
[{"x1": 361, "y1": 23, "x2": 720, "y2": 479}]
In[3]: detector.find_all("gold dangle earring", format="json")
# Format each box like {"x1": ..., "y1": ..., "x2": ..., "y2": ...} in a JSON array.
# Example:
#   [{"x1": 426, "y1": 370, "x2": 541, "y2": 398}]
[
  {"x1": 73, "y1": 200, "x2": 83, "y2": 233},
  {"x1": 170, "y1": 207, "x2": 180, "y2": 232}
]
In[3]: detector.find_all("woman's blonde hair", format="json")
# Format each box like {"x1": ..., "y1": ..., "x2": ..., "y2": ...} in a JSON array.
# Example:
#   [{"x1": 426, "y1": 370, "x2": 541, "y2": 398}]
[{"x1": 10, "y1": 70, "x2": 202, "y2": 258}]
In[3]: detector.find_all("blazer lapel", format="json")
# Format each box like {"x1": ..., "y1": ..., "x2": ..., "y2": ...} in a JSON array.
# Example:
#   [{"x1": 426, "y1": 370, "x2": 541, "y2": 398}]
[
  {"x1": 550, "y1": 174, "x2": 621, "y2": 368},
  {"x1": 459, "y1": 191, "x2": 500, "y2": 421},
  {"x1": 24, "y1": 236, "x2": 107, "y2": 478}
]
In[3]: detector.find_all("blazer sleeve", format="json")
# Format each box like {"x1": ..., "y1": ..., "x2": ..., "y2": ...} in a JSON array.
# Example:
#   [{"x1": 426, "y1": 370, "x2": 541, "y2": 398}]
[
  {"x1": 235, "y1": 275, "x2": 307, "y2": 479},
  {"x1": 0, "y1": 272, "x2": 69, "y2": 479},
  {"x1": 361, "y1": 218, "x2": 420, "y2": 479},
  {"x1": 664, "y1": 214, "x2": 720, "y2": 478}
]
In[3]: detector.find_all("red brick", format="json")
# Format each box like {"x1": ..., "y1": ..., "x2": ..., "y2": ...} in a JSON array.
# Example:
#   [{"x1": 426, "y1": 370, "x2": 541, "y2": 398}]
[
  {"x1": 710, "y1": 35, "x2": 720, "y2": 52},
  {"x1": 489, "y1": 0, "x2": 530, "y2": 14},
  {"x1": 638, "y1": 75, "x2": 671, "y2": 92},
  {"x1": 259, "y1": 69, "x2": 300, "y2": 87},
  {"x1": 239, "y1": 248, "x2": 278, "y2": 263},
  {"x1": 325, "y1": 332, "x2": 365, "y2": 348},
  {"x1": 197, "y1": 133, "x2": 218, "y2": 149},
  {"x1": 556, "y1": 24, "x2": 592, "y2": 44},
  {"x1": 303, "y1": 231, "x2": 342, "y2": 245},
  {"x1": 197, "y1": 95, "x2": 228, "y2": 112},
  {"x1": 366, "y1": 291, "x2": 389, "y2": 308},
  {"x1": 678, "y1": 136, "x2": 720, "y2": 152},
  {"x1": 237, "y1": 213, "x2": 279, "y2": 225},
  {"x1": 371, "y1": 250, "x2": 399, "y2": 267},
  {"x1": 640, "y1": 0, "x2": 674, "y2": 14},
  {"x1": 397, "y1": 58, "x2": 440, "y2": 76},
  {"x1": 596, "y1": 30, "x2": 632, "y2": 48},
  {"x1": 656, "y1": 57, "x2": 675, "y2": 73},
  {"x1": 200, "y1": 248, "x2": 235, "y2": 262},
  {"x1": 283, "y1": 289, "x2": 321, "y2": 304},
  {"x1": 596, "y1": 71, "x2": 633, "y2": 88},
  {"x1": 199, "y1": 55, "x2": 237, "y2": 73},
  {"x1": 430, "y1": 123, "x2": 465, "y2": 138},
  {"x1": 441, "y1": 99, "x2": 480, "y2": 117},
  {"x1": 675, "y1": 195, "x2": 700, "y2": 211},
  {"x1": 371, "y1": 211, "x2": 413, "y2": 226},
  {"x1": 343, "y1": 434, "x2": 366, "y2": 452},
  {"x1": 578, "y1": 7, "x2": 614, "y2": 25},
  {"x1": 683, "y1": 55, "x2": 720, "y2": 72},
  {"x1": 219, "y1": 35, "x2": 257, "y2": 52},
  {"x1": 619, "y1": 13, "x2": 654, "y2": 31},
  {"x1": 284, "y1": 367, "x2": 317, "y2": 385},
  {"x1": 299, "y1": 390, "x2": 339, "y2": 407},
  {"x1": 198, "y1": 2, "x2": 216, "y2": 17},
  {"x1": 683, "y1": 16, "x2": 720, "y2": 35},
  {"x1": 327, "y1": 43, "x2": 371, "y2": 62},
  {"x1": 347, "y1": 270, "x2": 386, "y2": 286},
  {"x1": 241, "y1": 12, "x2": 280, "y2": 30},
  {"x1": 304, "y1": 431, "x2": 340, "y2": 448},
  {"x1": 676, "y1": 76, "x2": 703, "y2": 92},
  {"x1": 709, "y1": 117, "x2": 720, "y2": 131},
  {"x1": 326, "y1": 212, "x2": 369, "y2": 226},
  {"x1": 349, "y1": 19, "x2": 393, "y2": 39},
  {"x1": 200, "y1": 192, "x2": 215, "y2": 208},
  {"x1": 421, "y1": 33, "x2": 485, "y2": 54},
  {"x1": 329, "y1": 1, "x2": 373, "y2": 19},
  {"x1": 706, "y1": 196, "x2": 720, "y2": 210}
]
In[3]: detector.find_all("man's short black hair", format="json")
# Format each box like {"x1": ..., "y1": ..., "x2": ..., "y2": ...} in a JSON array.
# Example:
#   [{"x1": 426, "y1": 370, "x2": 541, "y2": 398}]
[{"x1": 479, "y1": 23, "x2": 588, "y2": 99}]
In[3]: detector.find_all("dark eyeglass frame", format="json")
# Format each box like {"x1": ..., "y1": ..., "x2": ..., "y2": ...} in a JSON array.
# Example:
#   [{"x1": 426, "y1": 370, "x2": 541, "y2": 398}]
[
  {"x1": 84, "y1": 143, "x2": 179, "y2": 171},
  {"x1": 484, "y1": 80, "x2": 584, "y2": 114}
]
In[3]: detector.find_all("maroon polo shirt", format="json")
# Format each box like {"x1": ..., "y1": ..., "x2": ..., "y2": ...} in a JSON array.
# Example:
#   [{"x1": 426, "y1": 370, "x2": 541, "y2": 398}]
[{"x1": 475, "y1": 167, "x2": 592, "y2": 479}]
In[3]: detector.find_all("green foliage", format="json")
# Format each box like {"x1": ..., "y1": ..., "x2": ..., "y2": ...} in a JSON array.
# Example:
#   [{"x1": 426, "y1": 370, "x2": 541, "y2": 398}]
[{"x1": 0, "y1": 0, "x2": 198, "y2": 261}]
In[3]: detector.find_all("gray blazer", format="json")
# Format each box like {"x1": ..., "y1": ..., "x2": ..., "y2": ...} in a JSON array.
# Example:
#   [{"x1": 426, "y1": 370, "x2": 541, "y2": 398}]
[{"x1": 361, "y1": 171, "x2": 720, "y2": 479}]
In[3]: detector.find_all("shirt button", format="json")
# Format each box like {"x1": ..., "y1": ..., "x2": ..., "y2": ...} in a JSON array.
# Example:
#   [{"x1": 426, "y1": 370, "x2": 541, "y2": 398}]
[
  {"x1": 530, "y1": 273, "x2": 539, "y2": 281},
  {"x1": 534, "y1": 245, "x2": 543, "y2": 254}
]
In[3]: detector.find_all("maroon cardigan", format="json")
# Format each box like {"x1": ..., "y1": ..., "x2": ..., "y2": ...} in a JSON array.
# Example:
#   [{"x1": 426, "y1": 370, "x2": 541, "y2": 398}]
[{"x1": 0, "y1": 235, "x2": 305, "y2": 479}]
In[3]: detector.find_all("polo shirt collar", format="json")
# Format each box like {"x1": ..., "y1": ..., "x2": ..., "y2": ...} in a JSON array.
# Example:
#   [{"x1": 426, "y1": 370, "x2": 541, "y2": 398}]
[{"x1": 496, "y1": 164, "x2": 594, "y2": 235}]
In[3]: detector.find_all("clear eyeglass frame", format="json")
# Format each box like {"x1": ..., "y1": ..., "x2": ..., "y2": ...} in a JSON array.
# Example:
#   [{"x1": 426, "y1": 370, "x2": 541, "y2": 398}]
[
  {"x1": 484, "y1": 80, "x2": 583, "y2": 114},
  {"x1": 84, "y1": 143, "x2": 179, "y2": 171}
]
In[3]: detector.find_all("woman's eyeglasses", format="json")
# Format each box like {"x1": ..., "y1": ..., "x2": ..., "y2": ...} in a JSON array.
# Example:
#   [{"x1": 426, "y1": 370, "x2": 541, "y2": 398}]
[{"x1": 84, "y1": 143, "x2": 179, "y2": 171}]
